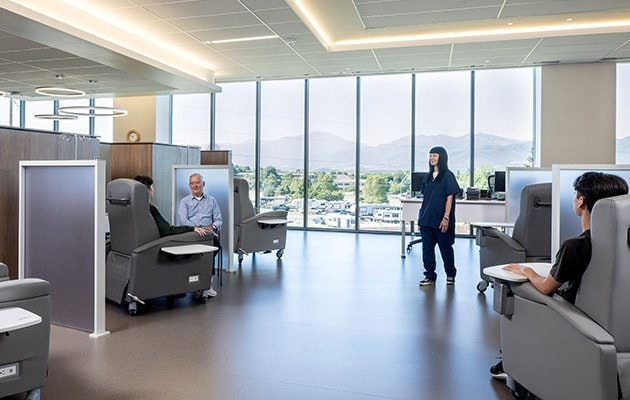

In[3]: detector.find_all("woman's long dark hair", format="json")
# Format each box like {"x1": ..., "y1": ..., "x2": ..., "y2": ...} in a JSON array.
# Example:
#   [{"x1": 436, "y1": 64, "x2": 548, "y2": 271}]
[{"x1": 427, "y1": 146, "x2": 449, "y2": 183}]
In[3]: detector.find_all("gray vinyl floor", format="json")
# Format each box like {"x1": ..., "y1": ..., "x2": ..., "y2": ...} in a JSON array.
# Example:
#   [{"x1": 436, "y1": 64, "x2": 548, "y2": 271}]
[{"x1": 39, "y1": 231, "x2": 514, "y2": 400}]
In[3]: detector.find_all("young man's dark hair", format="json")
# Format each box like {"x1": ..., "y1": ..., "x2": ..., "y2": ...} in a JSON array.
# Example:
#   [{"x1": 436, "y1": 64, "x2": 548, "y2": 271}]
[{"x1": 574, "y1": 171, "x2": 629, "y2": 212}]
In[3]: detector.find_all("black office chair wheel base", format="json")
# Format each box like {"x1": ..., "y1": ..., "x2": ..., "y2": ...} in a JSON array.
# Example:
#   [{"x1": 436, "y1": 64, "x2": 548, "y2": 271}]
[
  {"x1": 276, "y1": 249, "x2": 284, "y2": 258},
  {"x1": 128, "y1": 301, "x2": 138, "y2": 316},
  {"x1": 477, "y1": 280, "x2": 489, "y2": 293}
]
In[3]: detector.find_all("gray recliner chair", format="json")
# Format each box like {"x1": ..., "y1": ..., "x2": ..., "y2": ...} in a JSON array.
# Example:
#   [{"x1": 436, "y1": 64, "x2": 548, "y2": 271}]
[
  {"x1": 106, "y1": 179, "x2": 216, "y2": 315},
  {"x1": 475, "y1": 182, "x2": 552, "y2": 292},
  {"x1": 499, "y1": 194, "x2": 630, "y2": 400},
  {"x1": 0, "y1": 263, "x2": 50, "y2": 400},
  {"x1": 233, "y1": 177, "x2": 288, "y2": 266}
]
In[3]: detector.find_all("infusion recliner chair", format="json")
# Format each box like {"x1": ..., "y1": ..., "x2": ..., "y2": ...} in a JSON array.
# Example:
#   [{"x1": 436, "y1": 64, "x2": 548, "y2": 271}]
[
  {"x1": 0, "y1": 262, "x2": 51, "y2": 400},
  {"x1": 498, "y1": 194, "x2": 630, "y2": 400},
  {"x1": 233, "y1": 177, "x2": 288, "y2": 266},
  {"x1": 475, "y1": 182, "x2": 552, "y2": 292},
  {"x1": 106, "y1": 179, "x2": 216, "y2": 315}
]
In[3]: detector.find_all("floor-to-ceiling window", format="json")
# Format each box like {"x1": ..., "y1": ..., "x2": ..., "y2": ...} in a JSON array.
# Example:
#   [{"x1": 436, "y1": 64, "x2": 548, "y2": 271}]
[
  {"x1": 474, "y1": 68, "x2": 535, "y2": 190},
  {"x1": 172, "y1": 93, "x2": 210, "y2": 148},
  {"x1": 24, "y1": 100, "x2": 54, "y2": 131},
  {"x1": 94, "y1": 98, "x2": 114, "y2": 141},
  {"x1": 415, "y1": 71, "x2": 471, "y2": 188},
  {"x1": 360, "y1": 74, "x2": 412, "y2": 231},
  {"x1": 58, "y1": 99, "x2": 90, "y2": 134},
  {"x1": 617, "y1": 63, "x2": 630, "y2": 164},
  {"x1": 309, "y1": 77, "x2": 356, "y2": 229},
  {"x1": 259, "y1": 79, "x2": 305, "y2": 227},
  {"x1": 215, "y1": 82, "x2": 257, "y2": 203},
  {"x1": 0, "y1": 96, "x2": 10, "y2": 125}
]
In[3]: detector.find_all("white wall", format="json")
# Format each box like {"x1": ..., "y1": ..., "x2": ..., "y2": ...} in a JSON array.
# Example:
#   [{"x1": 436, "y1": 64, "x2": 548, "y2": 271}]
[{"x1": 539, "y1": 63, "x2": 616, "y2": 166}]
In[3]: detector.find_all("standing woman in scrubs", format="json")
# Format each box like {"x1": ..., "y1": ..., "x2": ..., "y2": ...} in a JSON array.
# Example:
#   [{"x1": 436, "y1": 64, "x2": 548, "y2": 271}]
[{"x1": 418, "y1": 146, "x2": 461, "y2": 286}]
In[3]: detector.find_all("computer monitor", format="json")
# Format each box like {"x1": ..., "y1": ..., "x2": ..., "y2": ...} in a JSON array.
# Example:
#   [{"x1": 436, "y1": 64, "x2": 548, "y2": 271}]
[
  {"x1": 411, "y1": 172, "x2": 428, "y2": 194},
  {"x1": 493, "y1": 171, "x2": 506, "y2": 192}
]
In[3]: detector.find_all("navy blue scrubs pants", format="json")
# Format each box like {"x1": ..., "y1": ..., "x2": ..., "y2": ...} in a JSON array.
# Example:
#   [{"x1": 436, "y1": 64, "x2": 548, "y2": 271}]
[{"x1": 420, "y1": 226, "x2": 456, "y2": 281}]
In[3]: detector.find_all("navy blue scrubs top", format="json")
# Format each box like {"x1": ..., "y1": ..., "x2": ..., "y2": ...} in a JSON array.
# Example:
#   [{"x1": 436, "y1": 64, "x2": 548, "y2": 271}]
[{"x1": 418, "y1": 170, "x2": 460, "y2": 230}]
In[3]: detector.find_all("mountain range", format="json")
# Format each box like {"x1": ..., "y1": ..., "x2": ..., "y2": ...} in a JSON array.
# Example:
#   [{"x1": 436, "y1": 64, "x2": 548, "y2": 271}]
[{"x1": 220, "y1": 132, "x2": 630, "y2": 172}]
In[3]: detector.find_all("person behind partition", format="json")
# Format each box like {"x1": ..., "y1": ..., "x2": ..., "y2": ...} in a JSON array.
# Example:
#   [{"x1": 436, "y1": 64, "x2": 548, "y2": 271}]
[
  {"x1": 489, "y1": 171, "x2": 628, "y2": 398},
  {"x1": 178, "y1": 173, "x2": 223, "y2": 240},
  {"x1": 134, "y1": 175, "x2": 209, "y2": 238},
  {"x1": 179, "y1": 173, "x2": 223, "y2": 297},
  {"x1": 417, "y1": 146, "x2": 461, "y2": 287}
]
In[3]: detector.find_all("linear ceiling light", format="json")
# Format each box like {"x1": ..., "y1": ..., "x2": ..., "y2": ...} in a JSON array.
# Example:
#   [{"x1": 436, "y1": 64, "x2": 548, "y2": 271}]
[
  {"x1": 35, "y1": 87, "x2": 86, "y2": 98},
  {"x1": 59, "y1": 106, "x2": 128, "y2": 117},
  {"x1": 207, "y1": 35, "x2": 279, "y2": 44},
  {"x1": 0, "y1": 90, "x2": 6, "y2": 97},
  {"x1": 34, "y1": 114, "x2": 78, "y2": 120},
  {"x1": 334, "y1": 19, "x2": 630, "y2": 47}
]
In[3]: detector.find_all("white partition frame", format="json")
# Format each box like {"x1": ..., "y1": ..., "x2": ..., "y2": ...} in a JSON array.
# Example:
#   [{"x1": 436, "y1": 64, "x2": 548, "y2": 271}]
[
  {"x1": 505, "y1": 167, "x2": 552, "y2": 223},
  {"x1": 172, "y1": 164, "x2": 234, "y2": 271},
  {"x1": 551, "y1": 164, "x2": 630, "y2": 257},
  {"x1": 19, "y1": 160, "x2": 109, "y2": 339}
]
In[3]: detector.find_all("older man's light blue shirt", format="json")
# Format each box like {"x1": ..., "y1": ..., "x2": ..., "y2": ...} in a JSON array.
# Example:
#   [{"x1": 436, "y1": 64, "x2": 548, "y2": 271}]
[{"x1": 178, "y1": 193, "x2": 223, "y2": 230}]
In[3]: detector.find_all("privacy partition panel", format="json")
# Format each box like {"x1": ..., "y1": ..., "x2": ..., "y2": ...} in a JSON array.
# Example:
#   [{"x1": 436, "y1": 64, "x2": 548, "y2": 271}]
[
  {"x1": 19, "y1": 160, "x2": 108, "y2": 338},
  {"x1": 551, "y1": 164, "x2": 630, "y2": 258}
]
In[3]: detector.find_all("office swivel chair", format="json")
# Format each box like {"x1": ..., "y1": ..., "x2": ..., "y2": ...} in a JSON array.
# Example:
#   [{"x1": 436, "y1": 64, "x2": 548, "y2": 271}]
[
  {"x1": 233, "y1": 177, "x2": 288, "y2": 266},
  {"x1": 0, "y1": 262, "x2": 51, "y2": 400},
  {"x1": 475, "y1": 182, "x2": 552, "y2": 292},
  {"x1": 106, "y1": 179, "x2": 217, "y2": 315},
  {"x1": 497, "y1": 194, "x2": 630, "y2": 400}
]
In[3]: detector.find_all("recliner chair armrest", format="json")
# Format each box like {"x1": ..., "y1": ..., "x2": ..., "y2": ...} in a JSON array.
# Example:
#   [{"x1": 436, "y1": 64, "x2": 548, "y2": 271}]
[
  {"x1": 133, "y1": 231, "x2": 215, "y2": 254},
  {"x1": 478, "y1": 227, "x2": 525, "y2": 252},
  {"x1": 511, "y1": 283, "x2": 614, "y2": 344},
  {"x1": 502, "y1": 282, "x2": 618, "y2": 400},
  {"x1": 0, "y1": 278, "x2": 50, "y2": 303},
  {"x1": 241, "y1": 210, "x2": 288, "y2": 225}
]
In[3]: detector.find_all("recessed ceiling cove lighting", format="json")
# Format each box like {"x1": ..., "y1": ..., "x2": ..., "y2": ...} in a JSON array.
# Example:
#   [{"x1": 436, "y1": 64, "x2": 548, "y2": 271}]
[
  {"x1": 207, "y1": 35, "x2": 279, "y2": 44},
  {"x1": 35, "y1": 87, "x2": 86, "y2": 98},
  {"x1": 59, "y1": 105, "x2": 128, "y2": 117},
  {"x1": 34, "y1": 114, "x2": 78, "y2": 120}
]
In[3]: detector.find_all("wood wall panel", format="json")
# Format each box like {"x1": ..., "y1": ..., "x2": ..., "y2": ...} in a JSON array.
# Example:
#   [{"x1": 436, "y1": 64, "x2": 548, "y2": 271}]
[
  {"x1": 201, "y1": 150, "x2": 230, "y2": 165},
  {"x1": 0, "y1": 128, "x2": 99, "y2": 278}
]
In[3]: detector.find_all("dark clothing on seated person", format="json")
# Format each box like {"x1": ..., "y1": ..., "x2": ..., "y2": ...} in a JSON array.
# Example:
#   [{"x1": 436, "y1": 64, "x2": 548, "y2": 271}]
[
  {"x1": 549, "y1": 229, "x2": 591, "y2": 304},
  {"x1": 149, "y1": 204, "x2": 193, "y2": 237}
]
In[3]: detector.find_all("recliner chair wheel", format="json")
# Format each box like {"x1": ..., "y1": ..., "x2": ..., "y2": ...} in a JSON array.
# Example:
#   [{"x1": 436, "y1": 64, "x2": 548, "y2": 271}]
[
  {"x1": 238, "y1": 254, "x2": 244, "y2": 265},
  {"x1": 477, "y1": 280, "x2": 488, "y2": 293},
  {"x1": 276, "y1": 249, "x2": 284, "y2": 258},
  {"x1": 25, "y1": 388, "x2": 41, "y2": 400},
  {"x1": 199, "y1": 289, "x2": 209, "y2": 304},
  {"x1": 128, "y1": 301, "x2": 138, "y2": 316}
]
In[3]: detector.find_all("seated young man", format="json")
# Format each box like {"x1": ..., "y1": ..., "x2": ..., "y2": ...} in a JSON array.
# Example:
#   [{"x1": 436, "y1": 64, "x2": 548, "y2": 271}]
[{"x1": 490, "y1": 171, "x2": 629, "y2": 399}]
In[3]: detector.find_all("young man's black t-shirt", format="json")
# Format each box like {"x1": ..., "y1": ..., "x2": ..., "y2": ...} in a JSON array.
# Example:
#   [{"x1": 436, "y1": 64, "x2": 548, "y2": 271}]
[{"x1": 549, "y1": 230, "x2": 592, "y2": 304}]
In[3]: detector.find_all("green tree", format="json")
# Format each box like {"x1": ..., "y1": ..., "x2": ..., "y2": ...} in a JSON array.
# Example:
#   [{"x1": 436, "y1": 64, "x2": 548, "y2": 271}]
[
  {"x1": 362, "y1": 174, "x2": 389, "y2": 203},
  {"x1": 260, "y1": 166, "x2": 281, "y2": 197},
  {"x1": 310, "y1": 173, "x2": 343, "y2": 201}
]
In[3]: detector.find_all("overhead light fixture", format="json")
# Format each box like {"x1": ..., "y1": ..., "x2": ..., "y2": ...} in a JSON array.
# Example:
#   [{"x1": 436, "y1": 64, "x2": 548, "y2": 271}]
[
  {"x1": 206, "y1": 35, "x2": 279, "y2": 44},
  {"x1": 35, "y1": 87, "x2": 86, "y2": 98},
  {"x1": 59, "y1": 105, "x2": 128, "y2": 117},
  {"x1": 34, "y1": 114, "x2": 78, "y2": 120},
  {"x1": 0, "y1": 90, "x2": 6, "y2": 97}
]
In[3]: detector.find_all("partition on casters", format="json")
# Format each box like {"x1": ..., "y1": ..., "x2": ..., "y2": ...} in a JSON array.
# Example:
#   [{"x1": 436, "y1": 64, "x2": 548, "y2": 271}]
[
  {"x1": 173, "y1": 164, "x2": 234, "y2": 271},
  {"x1": 551, "y1": 164, "x2": 630, "y2": 258},
  {"x1": 19, "y1": 160, "x2": 109, "y2": 338}
]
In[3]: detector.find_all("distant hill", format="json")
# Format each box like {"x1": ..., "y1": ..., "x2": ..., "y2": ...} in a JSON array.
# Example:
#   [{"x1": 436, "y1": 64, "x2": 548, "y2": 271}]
[{"x1": 221, "y1": 132, "x2": 629, "y2": 172}]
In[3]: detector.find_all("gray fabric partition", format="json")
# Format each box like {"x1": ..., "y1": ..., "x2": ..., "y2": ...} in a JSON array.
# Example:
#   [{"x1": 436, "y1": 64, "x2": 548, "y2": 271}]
[{"x1": 21, "y1": 164, "x2": 97, "y2": 332}]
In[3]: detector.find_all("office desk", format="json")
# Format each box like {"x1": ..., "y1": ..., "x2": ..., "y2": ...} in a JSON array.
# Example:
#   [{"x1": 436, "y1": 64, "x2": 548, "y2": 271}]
[{"x1": 400, "y1": 198, "x2": 506, "y2": 257}]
